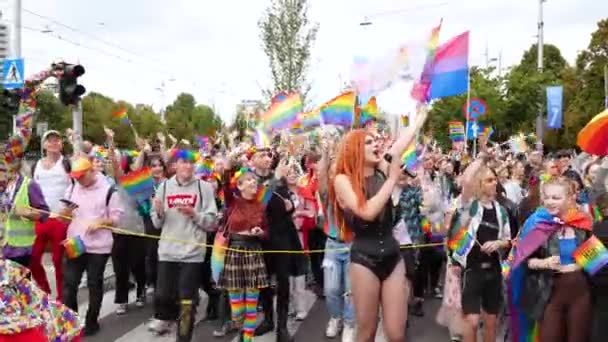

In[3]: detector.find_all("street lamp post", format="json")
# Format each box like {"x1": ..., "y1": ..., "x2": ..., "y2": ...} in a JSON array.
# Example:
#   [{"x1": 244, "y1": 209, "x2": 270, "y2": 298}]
[{"x1": 536, "y1": 0, "x2": 546, "y2": 151}]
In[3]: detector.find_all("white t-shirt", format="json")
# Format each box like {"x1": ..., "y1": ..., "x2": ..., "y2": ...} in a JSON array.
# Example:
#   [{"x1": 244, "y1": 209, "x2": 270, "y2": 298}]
[{"x1": 33, "y1": 157, "x2": 72, "y2": 213}]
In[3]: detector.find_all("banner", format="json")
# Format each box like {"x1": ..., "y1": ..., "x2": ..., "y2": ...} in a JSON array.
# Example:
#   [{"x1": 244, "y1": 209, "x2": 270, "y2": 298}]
[{"x1": 546, "y1": 86, "x2": 563, "y2": 129}]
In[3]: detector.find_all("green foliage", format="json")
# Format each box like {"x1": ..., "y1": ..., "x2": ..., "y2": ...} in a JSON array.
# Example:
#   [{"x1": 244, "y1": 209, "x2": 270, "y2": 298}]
[
  {"x1": 259, "y1": 0, "x2": 318, "y2": 103},
  {"x1": 427, "y1": 18, "x2": 608, "y2": 151},
  {"x1": 21, "y1": 90, "x2": 221, "y2": 152}
]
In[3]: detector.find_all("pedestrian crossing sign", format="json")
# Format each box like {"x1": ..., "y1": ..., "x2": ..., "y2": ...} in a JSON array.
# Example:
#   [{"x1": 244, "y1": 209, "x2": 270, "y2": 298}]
[{"x1": 2, "y1": 58, "x2": 24, "y2": 89}]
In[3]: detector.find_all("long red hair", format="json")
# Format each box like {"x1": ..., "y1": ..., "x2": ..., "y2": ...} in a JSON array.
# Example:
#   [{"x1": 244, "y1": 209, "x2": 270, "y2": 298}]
[{"x1": 328, "y1": 129, "x2": 369, "y2": 241}]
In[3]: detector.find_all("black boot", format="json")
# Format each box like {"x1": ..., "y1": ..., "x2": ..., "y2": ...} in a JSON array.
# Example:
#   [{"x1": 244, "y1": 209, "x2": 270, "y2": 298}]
[
  {"x1": 205, "y1": 289, "x2": 220, "y2": 321},
  {"x1": 276, "y1": 328, "x2": 294, "y2": 342},
  {"x1": 254, "y1": 289, "x2": 275, "y2": 336}
]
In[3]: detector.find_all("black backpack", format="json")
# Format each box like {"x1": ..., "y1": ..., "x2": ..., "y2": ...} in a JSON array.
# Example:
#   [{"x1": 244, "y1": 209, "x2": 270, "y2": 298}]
[{"x1": 67, "y1": 182, "x2": 117, "y2": 208}]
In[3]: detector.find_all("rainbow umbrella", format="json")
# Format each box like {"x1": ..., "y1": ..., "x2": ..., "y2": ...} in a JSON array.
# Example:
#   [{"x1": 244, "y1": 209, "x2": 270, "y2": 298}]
[{"x1": 577, "y1": 110, "x2": 608, "y2": 156}]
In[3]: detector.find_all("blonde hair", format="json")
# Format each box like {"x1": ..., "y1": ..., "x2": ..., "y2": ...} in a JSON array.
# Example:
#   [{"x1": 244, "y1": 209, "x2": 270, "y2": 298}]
[{"x1": 541, "y1": 176, "x2": 576, "y2": 197}]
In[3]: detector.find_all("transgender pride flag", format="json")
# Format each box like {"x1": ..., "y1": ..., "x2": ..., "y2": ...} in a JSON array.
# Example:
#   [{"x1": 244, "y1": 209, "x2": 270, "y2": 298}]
[{"x1": 429, "y1": 31, "x2": 469, "y2": 100}]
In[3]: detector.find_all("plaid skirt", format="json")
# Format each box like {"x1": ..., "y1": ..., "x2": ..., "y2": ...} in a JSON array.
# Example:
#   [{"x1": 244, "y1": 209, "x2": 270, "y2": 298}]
[{"x1": 219, "y1": 238, "x2": 269, "y2": 290}]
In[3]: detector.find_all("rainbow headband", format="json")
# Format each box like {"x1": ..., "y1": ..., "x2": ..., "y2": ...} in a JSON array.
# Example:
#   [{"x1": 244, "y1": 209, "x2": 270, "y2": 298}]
[
  {"x1": 231, "y1": 167, "x2": 254, "y2": 186},
  {"x1": 169, "y1": 149, "x2": 199, "y2": 163}
]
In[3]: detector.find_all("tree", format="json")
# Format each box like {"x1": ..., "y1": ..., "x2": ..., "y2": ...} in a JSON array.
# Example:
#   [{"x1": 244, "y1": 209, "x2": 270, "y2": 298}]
[
  {"x1": 165, "y1": 93, "x2": 223, "y2": 143},
  {"x1": 259, "y1": 0, "x2": 318, "y2": 102},
  {"x1": 567, "y1": 19, "x2": 608, "y2": 140},
  {"x1": 426, "y1": 67, "x2": 507, "y2": 149}
]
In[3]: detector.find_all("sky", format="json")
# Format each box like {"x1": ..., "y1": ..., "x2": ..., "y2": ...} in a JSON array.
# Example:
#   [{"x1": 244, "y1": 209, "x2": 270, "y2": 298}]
[{"x1": 1, "y1": 0, "x2": 606, "y2": 125}]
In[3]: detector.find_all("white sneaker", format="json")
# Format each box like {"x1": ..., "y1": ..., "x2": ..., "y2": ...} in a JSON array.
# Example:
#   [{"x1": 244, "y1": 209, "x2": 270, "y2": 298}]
[
  {"x1": 295, "y1": 312, "x2": 307, "y2": 321},
  {"x1": 115, "y1": 303, "x2": 127, "y2": 315},
  {"x1": 341, "y1": 325, "x2": 355, "y2": 342},
  {"x1": 147, "y1": 319, "x2": 172, "y2": 335},
  {"x1": 326, "y1": 317, "x2": 342, "y2": 338}
]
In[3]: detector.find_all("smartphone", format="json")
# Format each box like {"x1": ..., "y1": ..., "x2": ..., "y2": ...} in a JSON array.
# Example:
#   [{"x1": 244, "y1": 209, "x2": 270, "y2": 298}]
[{"x1": 60, "y1": 199, "x2": 79, "y2": 208}]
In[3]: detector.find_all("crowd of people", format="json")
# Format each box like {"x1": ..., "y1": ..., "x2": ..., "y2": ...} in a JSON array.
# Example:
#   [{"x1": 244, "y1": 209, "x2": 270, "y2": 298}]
[{"x1": 0, "y1": 107, "x2": 607, "y2": 342}]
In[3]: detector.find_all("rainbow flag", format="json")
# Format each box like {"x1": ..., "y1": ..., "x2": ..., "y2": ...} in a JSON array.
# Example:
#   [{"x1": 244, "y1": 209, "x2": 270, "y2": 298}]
[
  {"x1": 573, "y1": 235, "x2": 608, "y2": 275},
  {"x1": 359, "y1": 97, "x2": 378, "y2": 126},
  {"x1": 119, "y1": 167, "x2": 155, "y2": 203},
  {"x1": 481, "y1": 126, "x2": 494, "y2": 138},
  {"x1": 319, "y1": 91, "x2": 355, "y2": 127},
  {"x1": 64, "y1": 236, "x2": 86, "y2": 259},
  {"x1": 401, "y1": 143, "x2": 419, "y2": 171},
  {"x1": 411, "y1": 20, "x2": 442, "y2": 103},
  {"x1": 196, "y1": 158, "x2": 214, "y2": 179},
  {"x1": 253, "y1": 127, "x2": 271, "y2": 148},
  {"x1": 448, "y1": 226, "x2": 474, "y2": 256},
  {"x1": 298, "y1": 108, "x2": 321, "y2": 129},
  {"x1": 112, "y1": 108, "x2": 130, "y2": 124},
  {"x1": 420, "y1": 217, "x2": 432, "y2": 239},
  {"x1": 256, "y1": 185, "x2": 273, "y2": 206},
  {"x1": 449, "y1": 121, "x2": 465, "y2": 141},
  {"x1": 260, "y1": 93, "x2": 303, "y2": 132}
]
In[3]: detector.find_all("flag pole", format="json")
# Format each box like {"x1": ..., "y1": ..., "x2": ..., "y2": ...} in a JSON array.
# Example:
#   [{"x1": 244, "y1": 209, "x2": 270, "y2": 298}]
[{"x1": 464, "y1": 67, "x2": 471, "y2": 154}]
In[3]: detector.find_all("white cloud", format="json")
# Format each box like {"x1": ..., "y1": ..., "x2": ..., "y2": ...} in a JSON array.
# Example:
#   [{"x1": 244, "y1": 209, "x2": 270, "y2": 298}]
[{"x1": 2, "y1": 0, "x2": 605, "y2": 125}]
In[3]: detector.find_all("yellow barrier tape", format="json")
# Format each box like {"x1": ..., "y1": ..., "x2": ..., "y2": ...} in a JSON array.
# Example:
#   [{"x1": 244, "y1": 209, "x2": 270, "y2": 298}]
[{"x1": 24, "y1": 206, "x2": 447, "y2": 254}]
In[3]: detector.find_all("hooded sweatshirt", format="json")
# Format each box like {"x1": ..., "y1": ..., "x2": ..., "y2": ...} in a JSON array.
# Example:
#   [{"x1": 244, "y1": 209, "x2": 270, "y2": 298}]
[{"x1": 151, "y1": 175, "x2": 218, "y2": 263}]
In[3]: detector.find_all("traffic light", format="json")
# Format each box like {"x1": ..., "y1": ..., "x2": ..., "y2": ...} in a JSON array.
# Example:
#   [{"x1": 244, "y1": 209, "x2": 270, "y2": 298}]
[
  {"x1": 1, "y1": 89, "x2": 21, "y2": 115},
  {"x1": 0, "y1": 23, "x2": 8, "y2": 60},
  {"x1": 58, "y1": 63, "x2": 85, "y2": 106}
]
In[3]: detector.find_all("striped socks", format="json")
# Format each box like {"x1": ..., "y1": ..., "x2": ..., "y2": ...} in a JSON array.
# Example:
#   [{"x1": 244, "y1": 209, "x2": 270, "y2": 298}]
[
  {"x1": 229, "y1": 290, "x2": 245, "y2": 325},
  {"x1": 243, "y1": 288, "x2": 260, "y2": 342}
]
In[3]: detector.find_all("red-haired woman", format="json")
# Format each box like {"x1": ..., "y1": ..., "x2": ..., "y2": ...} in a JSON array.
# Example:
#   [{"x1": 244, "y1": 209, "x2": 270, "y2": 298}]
[{"x1": 329, "y1": 111, "x2": 428, "y2": 342}]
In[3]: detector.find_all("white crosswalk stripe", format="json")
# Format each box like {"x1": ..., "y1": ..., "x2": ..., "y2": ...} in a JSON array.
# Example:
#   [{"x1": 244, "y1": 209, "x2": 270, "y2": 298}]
[{"x1": 114, "y1": 291, "x2": 209, "y2": 342}]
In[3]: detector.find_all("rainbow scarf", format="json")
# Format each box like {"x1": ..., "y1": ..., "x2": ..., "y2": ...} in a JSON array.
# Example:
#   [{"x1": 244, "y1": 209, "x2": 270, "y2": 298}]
[
  {"x1": 63, "y1": 236, "x2": 86, "y2": 259},
  {"x1": 211, "y1": 231, "x2": 229, "y2": 283}
]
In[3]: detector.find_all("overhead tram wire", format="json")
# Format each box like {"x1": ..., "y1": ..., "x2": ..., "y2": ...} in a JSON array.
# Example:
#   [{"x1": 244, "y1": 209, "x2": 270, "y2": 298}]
[
  {"x1": 22, "y1": 8, "x2": 166, "y2": 68},
  {"x1": 22, "y1": 25, "x2": 137, "y2": 65},
  {"x1": 21, "y1": 25, "x2": 188, "y2": 80}
]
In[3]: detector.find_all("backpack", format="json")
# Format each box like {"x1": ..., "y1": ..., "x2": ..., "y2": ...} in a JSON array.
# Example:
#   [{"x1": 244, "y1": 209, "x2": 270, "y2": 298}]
[{"x1": 67, "y1": 183, "x2": 117, "y2": 210}]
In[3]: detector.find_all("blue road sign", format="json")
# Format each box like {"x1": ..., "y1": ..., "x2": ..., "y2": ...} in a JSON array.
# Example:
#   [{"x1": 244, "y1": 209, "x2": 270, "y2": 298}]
[
  {"x1": 3, "y1": 58, "x2": 24, "y2": 89},
  {"x1": 466, "y1": 121, "x2": 483, "y2": 140}
]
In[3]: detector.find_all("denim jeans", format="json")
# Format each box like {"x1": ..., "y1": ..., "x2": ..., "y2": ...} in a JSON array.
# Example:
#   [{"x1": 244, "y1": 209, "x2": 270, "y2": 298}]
[{"x1": 322, "y1": 238, "x2": 354, "y2": 327}]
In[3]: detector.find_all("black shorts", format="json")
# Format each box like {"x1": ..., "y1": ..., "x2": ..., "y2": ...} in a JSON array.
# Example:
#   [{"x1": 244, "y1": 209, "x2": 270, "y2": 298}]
[{"x1": 461, "y1": 266, "x2": 502, "y2": 315}]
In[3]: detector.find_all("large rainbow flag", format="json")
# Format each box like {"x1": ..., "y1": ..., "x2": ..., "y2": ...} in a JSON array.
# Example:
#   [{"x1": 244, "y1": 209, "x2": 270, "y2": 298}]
[
  {"x1": 260, "y1": 93, "x2": 303, "y2": 132},
  {"x1": 319, "y1": 91, "x2": 355, "y2": 127}
]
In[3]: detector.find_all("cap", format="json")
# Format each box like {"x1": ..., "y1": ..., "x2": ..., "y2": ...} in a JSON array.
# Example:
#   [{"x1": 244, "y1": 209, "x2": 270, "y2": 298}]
[
  {"x1": 42, "y1": 130, "x2": 62, "y2": 142},
  {"x1": 69, "y1": 157, "x2": 92, "y2": 179}
]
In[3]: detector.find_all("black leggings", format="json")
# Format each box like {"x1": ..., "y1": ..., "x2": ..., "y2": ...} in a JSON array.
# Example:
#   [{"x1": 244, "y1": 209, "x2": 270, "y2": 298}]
[{"x1": 413, "y1": 247, "x2": 444, "y2": 298}]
